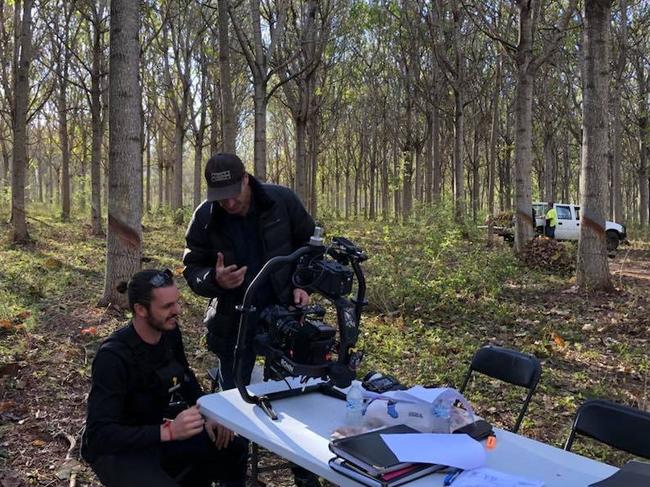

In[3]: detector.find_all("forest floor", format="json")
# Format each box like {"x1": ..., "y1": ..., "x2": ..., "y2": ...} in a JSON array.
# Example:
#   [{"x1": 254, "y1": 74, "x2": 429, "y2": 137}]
[{"x1": 0, "y1": 213, "x2": 648, "y2": 487}]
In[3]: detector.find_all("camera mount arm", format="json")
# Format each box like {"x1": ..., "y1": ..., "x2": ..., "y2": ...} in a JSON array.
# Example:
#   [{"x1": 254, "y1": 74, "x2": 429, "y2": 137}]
[
  {"x1": 232, "y1": 228, "x2": 367, "y2": 420},
  {"x1": 233, "y1": 244, "x2": 321, "y2": 408}
]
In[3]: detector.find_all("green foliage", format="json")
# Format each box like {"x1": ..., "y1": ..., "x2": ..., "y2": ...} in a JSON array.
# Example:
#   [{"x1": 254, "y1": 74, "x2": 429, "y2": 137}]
[{"x1": 321, "y1": 205, "x2": 520, "y2": 323}]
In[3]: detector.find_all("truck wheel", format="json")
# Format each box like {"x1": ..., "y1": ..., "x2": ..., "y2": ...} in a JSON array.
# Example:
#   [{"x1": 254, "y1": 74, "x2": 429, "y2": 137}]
[{"x1": 606, "y1": 231, "x2": 619, "y2": 251}]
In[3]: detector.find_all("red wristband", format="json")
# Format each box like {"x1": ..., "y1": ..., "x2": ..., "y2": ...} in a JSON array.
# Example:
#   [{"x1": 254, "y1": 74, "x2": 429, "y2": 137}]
[{"x1": 163, "y1": 419, "x2": 174, "y2": 441}]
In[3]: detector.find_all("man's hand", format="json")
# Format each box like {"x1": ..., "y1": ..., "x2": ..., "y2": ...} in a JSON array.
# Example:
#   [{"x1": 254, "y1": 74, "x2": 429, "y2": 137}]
[
  {"x1": 171, "y1": 406, "x2": 204, "y2": 441},
  {"x1": 205, "y1": 419, "x2": 235, "y2": 450},
  {"x1": 215, "y1": 252, "x2": 247, "y2": 289},
  {"x1": 293, "y1": 288, "x2": 310, "y2": 306}
]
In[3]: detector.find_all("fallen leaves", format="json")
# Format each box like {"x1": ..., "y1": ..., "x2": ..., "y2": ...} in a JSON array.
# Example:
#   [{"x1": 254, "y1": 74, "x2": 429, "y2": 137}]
[
  {"x1": 79, "y1": 326, "x2": 97, "y2": 336},
  {"x1": 552, "y1": 332, "x2": 566, "y2": 348}
]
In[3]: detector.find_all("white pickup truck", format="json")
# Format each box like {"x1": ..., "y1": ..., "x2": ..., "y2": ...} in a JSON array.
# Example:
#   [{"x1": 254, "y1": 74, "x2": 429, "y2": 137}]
[{"x1": 533, "y1": 202, "x2": 627, "y2": 250}]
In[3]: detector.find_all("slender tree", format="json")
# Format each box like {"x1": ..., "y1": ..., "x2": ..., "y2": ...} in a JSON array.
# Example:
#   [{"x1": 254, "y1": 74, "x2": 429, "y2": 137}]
[
  {"x1": 576, "y1": 0, "x2": 613, "y2": 291},
  {"x1": 11, "y1": 0, "x2": 33, "y2": 242},
  {"x1": 100, "y1": 0, "x2": 142, "y2": 308}
]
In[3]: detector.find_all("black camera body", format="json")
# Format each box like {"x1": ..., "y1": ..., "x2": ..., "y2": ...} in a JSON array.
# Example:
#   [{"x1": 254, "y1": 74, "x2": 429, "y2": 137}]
[
  {"x1": 293, "y1": 259, "x2": 353, "y2": 298},
  {"x1": 258, "y1": 304, "x2": 336, "y2": 380}
]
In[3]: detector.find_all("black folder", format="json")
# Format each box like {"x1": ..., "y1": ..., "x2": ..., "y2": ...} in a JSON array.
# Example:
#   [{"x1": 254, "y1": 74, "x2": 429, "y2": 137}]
[
  {"x1": 590, "y1": 461, "x2": 650, "y2": 487},
  {"x1": 328, "y1": 424, "x2": 421, "y2": 477}
]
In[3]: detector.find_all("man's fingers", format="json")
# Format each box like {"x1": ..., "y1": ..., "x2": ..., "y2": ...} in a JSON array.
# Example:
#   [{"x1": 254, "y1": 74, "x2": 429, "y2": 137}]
[
  {"x1": 215, "y1": 424, "x2": 234, "y2": 449},
  {"x1": 221, "y1": 264, "x2": 238, "y2": 274},
  {"x1": 216, "y1": 252, "x2": 224, "y2": 269},
  {"x1": 205, "y1": 423, "x2": 216, "y2": 443}
]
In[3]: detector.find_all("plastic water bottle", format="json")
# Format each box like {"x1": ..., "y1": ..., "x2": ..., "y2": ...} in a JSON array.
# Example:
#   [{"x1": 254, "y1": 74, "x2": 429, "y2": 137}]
[
  {"x1": 431, "y1": 399, "x2": 451, "y2": 433},
  {"x1": 345, "y1": 383, "x2": 364, "y2": 426}
]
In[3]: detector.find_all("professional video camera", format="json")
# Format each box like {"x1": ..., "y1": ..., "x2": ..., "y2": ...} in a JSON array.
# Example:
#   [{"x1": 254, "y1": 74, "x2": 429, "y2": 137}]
[{"x1": 233, "y1": 228, "x2": 367, "y2": 419}]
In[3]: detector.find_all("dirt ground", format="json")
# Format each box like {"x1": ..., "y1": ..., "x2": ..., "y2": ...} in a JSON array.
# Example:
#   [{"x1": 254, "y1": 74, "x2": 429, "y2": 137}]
[{"x1": 0, "y1": 246, "x2": 649, "y2": 487}]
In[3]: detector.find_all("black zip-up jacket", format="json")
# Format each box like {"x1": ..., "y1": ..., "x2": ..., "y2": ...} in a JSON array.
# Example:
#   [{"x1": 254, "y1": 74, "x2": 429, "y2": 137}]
[
  {"x1": 81, "y1": 323, "x2": 203, "y2": 462},
  {"x1": 182, "y1": 176, "x2": 315, "y2": 354}
]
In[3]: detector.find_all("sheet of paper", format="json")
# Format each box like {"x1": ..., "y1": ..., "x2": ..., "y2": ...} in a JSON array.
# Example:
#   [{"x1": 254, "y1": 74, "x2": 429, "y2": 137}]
[
  {"x1": 452, "y1": 467, "x2": 545, "y2": 487},
  {"x1": 396, "y1": 386, "x2": 446, "y2": 403},
  {"x1": 380, "y1": 433, "x2": 486, "y2": 470}
]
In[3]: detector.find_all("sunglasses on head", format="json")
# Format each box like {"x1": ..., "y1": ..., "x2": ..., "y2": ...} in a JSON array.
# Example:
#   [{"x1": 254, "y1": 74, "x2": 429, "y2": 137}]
[{"x1": 148, "y1": 269, "x2": 174, "y2": 288}]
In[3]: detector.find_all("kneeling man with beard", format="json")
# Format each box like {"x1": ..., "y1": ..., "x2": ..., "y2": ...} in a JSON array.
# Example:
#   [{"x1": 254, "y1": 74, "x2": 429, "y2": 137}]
[{"x1": 81, "y1": 269, "x2": 247, "y2": 487}]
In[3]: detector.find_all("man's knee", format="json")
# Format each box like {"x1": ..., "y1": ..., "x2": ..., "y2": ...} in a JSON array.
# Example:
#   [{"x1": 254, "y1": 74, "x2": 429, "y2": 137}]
[{"x1": 90, "y1": 451, "x2": 179, "y2": 487}]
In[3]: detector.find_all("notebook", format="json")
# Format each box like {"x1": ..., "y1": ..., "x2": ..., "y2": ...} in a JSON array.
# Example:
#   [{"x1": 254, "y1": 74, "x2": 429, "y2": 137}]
[
  {"x1": 328, "y1": 424, "x2": 422, "y2": 476},
  {"x1": 589, "y1": 460, "x2": 650, "y2": 487},
  {"x1": 328, "y1": 457, "x2": 443, "y2": 487}
]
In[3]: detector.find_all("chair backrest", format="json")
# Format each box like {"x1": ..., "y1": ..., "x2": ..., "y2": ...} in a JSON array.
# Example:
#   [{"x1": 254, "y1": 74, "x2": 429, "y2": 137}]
[
  {"x1": 460, "y1": 345, "x2": 542, "y2": 433},
  {"x1": 564, "y1": 399, "x2": 650, "y2": 459}
]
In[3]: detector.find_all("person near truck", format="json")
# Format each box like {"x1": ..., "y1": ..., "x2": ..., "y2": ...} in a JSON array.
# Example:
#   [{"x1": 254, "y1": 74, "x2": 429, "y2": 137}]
[
  {"x1": 545, "y1": 202, "x2": 557, "y2": 238},
  {"x1": 182, "y1": 153, "x2": 321, "y2": 487},
  {"x1": 81, "y1": 269, "x2": 247, "y2": 487}
]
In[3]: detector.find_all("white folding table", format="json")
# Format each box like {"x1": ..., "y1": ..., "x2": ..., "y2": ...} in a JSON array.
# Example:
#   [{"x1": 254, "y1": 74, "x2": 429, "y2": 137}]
[{"x1": 198, "y1": 379, "x2": 618, "y2": 486}]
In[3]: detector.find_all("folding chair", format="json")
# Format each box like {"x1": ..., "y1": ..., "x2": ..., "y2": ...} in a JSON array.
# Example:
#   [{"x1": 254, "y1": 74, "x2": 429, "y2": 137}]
[
  {"x1": 459, "y1": 345, "x2": 542, "y2": 433},
  {"x1": 564, "y1": 399, "x2": 650, "y2": 459}
]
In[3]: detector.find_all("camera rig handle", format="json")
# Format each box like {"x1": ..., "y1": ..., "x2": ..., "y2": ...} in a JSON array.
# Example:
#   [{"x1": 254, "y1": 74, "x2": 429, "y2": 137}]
[{"x1": 232, "y1": 228, "x2": 367, "y2": 419}]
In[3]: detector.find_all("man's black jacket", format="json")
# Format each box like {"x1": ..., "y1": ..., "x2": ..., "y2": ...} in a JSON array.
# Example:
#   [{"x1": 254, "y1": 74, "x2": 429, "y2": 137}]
[
  {"x1": 182, "y1": 176, "x2": 315, "y2": 354},
  {"x1": 82, "y1": 323, "x2": 203, "y2": 462}
]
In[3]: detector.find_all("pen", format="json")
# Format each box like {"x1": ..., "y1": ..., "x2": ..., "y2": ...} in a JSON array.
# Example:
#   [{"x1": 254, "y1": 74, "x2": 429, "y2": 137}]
[{"x1": 443, "y1": 468, "x2": 462, "y2": 486}]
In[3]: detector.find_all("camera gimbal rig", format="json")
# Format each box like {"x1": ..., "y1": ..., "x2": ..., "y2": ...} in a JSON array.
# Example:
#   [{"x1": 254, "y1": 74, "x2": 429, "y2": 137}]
[{"x1": 233, "y1": 227, "x2": 367, "y2": 420}]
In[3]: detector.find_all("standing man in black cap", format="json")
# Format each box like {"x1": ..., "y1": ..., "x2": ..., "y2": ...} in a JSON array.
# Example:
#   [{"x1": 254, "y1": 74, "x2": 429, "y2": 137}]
[{"x1": 182, "y1": 153, "x2": 320, "y2": 487}]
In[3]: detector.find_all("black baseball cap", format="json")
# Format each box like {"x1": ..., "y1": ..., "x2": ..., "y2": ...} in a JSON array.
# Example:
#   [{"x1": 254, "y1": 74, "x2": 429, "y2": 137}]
[{"x1": 204, "y1": 153, "x2": 246, "y2": 201}]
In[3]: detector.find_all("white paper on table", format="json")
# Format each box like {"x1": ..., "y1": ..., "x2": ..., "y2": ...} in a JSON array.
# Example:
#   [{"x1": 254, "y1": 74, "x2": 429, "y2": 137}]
[
  {"x1": 395, "y1": 386, "x2": 446, "y2": 403},
  {"x1": 388, "y1": 387, "x2": 477, "y2": 421},
  {"x1": 380, "y1": 433, "x2": 486, "y2": 470},
  {"x1": 452, "y1": 467, "x2": 545, "y2": 487}
]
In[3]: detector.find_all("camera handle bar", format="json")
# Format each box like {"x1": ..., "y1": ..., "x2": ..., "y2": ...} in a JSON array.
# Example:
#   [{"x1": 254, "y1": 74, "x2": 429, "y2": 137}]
[{"x1": 233, "y1": 231, "x2": 366, "y2": 420}]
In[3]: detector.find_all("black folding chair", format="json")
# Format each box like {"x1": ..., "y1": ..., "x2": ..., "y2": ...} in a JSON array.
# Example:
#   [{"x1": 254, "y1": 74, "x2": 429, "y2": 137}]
[
  {"x1": 564, "y1": 399, "x2": 650, "y2": 459},
  {"x1": 459, "y1": 345, "x2": 542, "y2": 433}
]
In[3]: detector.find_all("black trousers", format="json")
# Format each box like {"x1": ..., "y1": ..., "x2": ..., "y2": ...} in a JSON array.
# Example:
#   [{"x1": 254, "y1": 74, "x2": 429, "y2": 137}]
[{"x1": 90, "y1": 430, "x2": 248, "y2": 487}]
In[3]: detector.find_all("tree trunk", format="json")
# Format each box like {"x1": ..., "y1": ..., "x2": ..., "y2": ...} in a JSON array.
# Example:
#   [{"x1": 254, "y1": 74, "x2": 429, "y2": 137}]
[
  {"x1": 402, "y1": 151, "x2": 413, "y2": 220},
  {"x1": 381, "y1": 144, "x2": 389, "y2": 220},
  {"x1": 11, "y1": 0, "x2": 32, "y2": 243},
  {"x1": 218, "y1": 0, "x2": 236, "y2": 152},
  {"x1": 171, "y1": 114, "x2": 184, "y2": 211},
  {"x1": 253, "y1": 82, "x2": 267, "y2": 180},
  {"x1": 145, "y1": 132, "x2": 151, "y2": 213},
  {"x1": 56, "y1": 6, "x2": 72, "y2": 222},
  {"x1": 37, "y1": 157, "x2": 43, "y2": 202},
  {"x1": 90, "y1": 16, "x2": 104, "y2": 234},
  {"x1": 425, "y1": 113, "x2": 433, "y2": 204},
  {"x1": 308, "y1": 117, "x2": 318, "y2": 217},
  {"x1": 488, "y1": 59, "x2": 501, "y2": 216},
  {"x1": 344, "y1": 169, "x2": 351, "y2": 219},
  {"x1": 369, "y1": 135, "x2": 377, "y2": 220},
  {"x1": 471, "y1": 126, "x2": 479, "y2": 222},
  {"x1": 610, "y1": 0, "x2": 626, "y2": 222},
  {"x1": 432, "y1": 105, "x2": 442, "y2": 202},
  {"x1": 576, "y1": 0, "x2": 613, "y2": 292},
  {"x1": 294, "y1": 118, "x2": 308, "y2": 204},
  {"x1": 543, "y1": 131, "x2": 556, "y2": 202},
  {"x1": 0, "y1": 139, "x2": 9, "y2": 189},
  {"x1": 58, "y1": 75, "x2": 71, "y2": 221},
  {"x1": 453, "y1": 88, "x2": 464, "y2": 222},
  {"x1": 100, "y1": 0, "x2": 142, "y2": 308},
  {"x1": 513, "y1": 4, "x2": 535, "y2": 252},
  {"x1": 636, "y1": 58, "x2": 648, "y2": 226}
]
